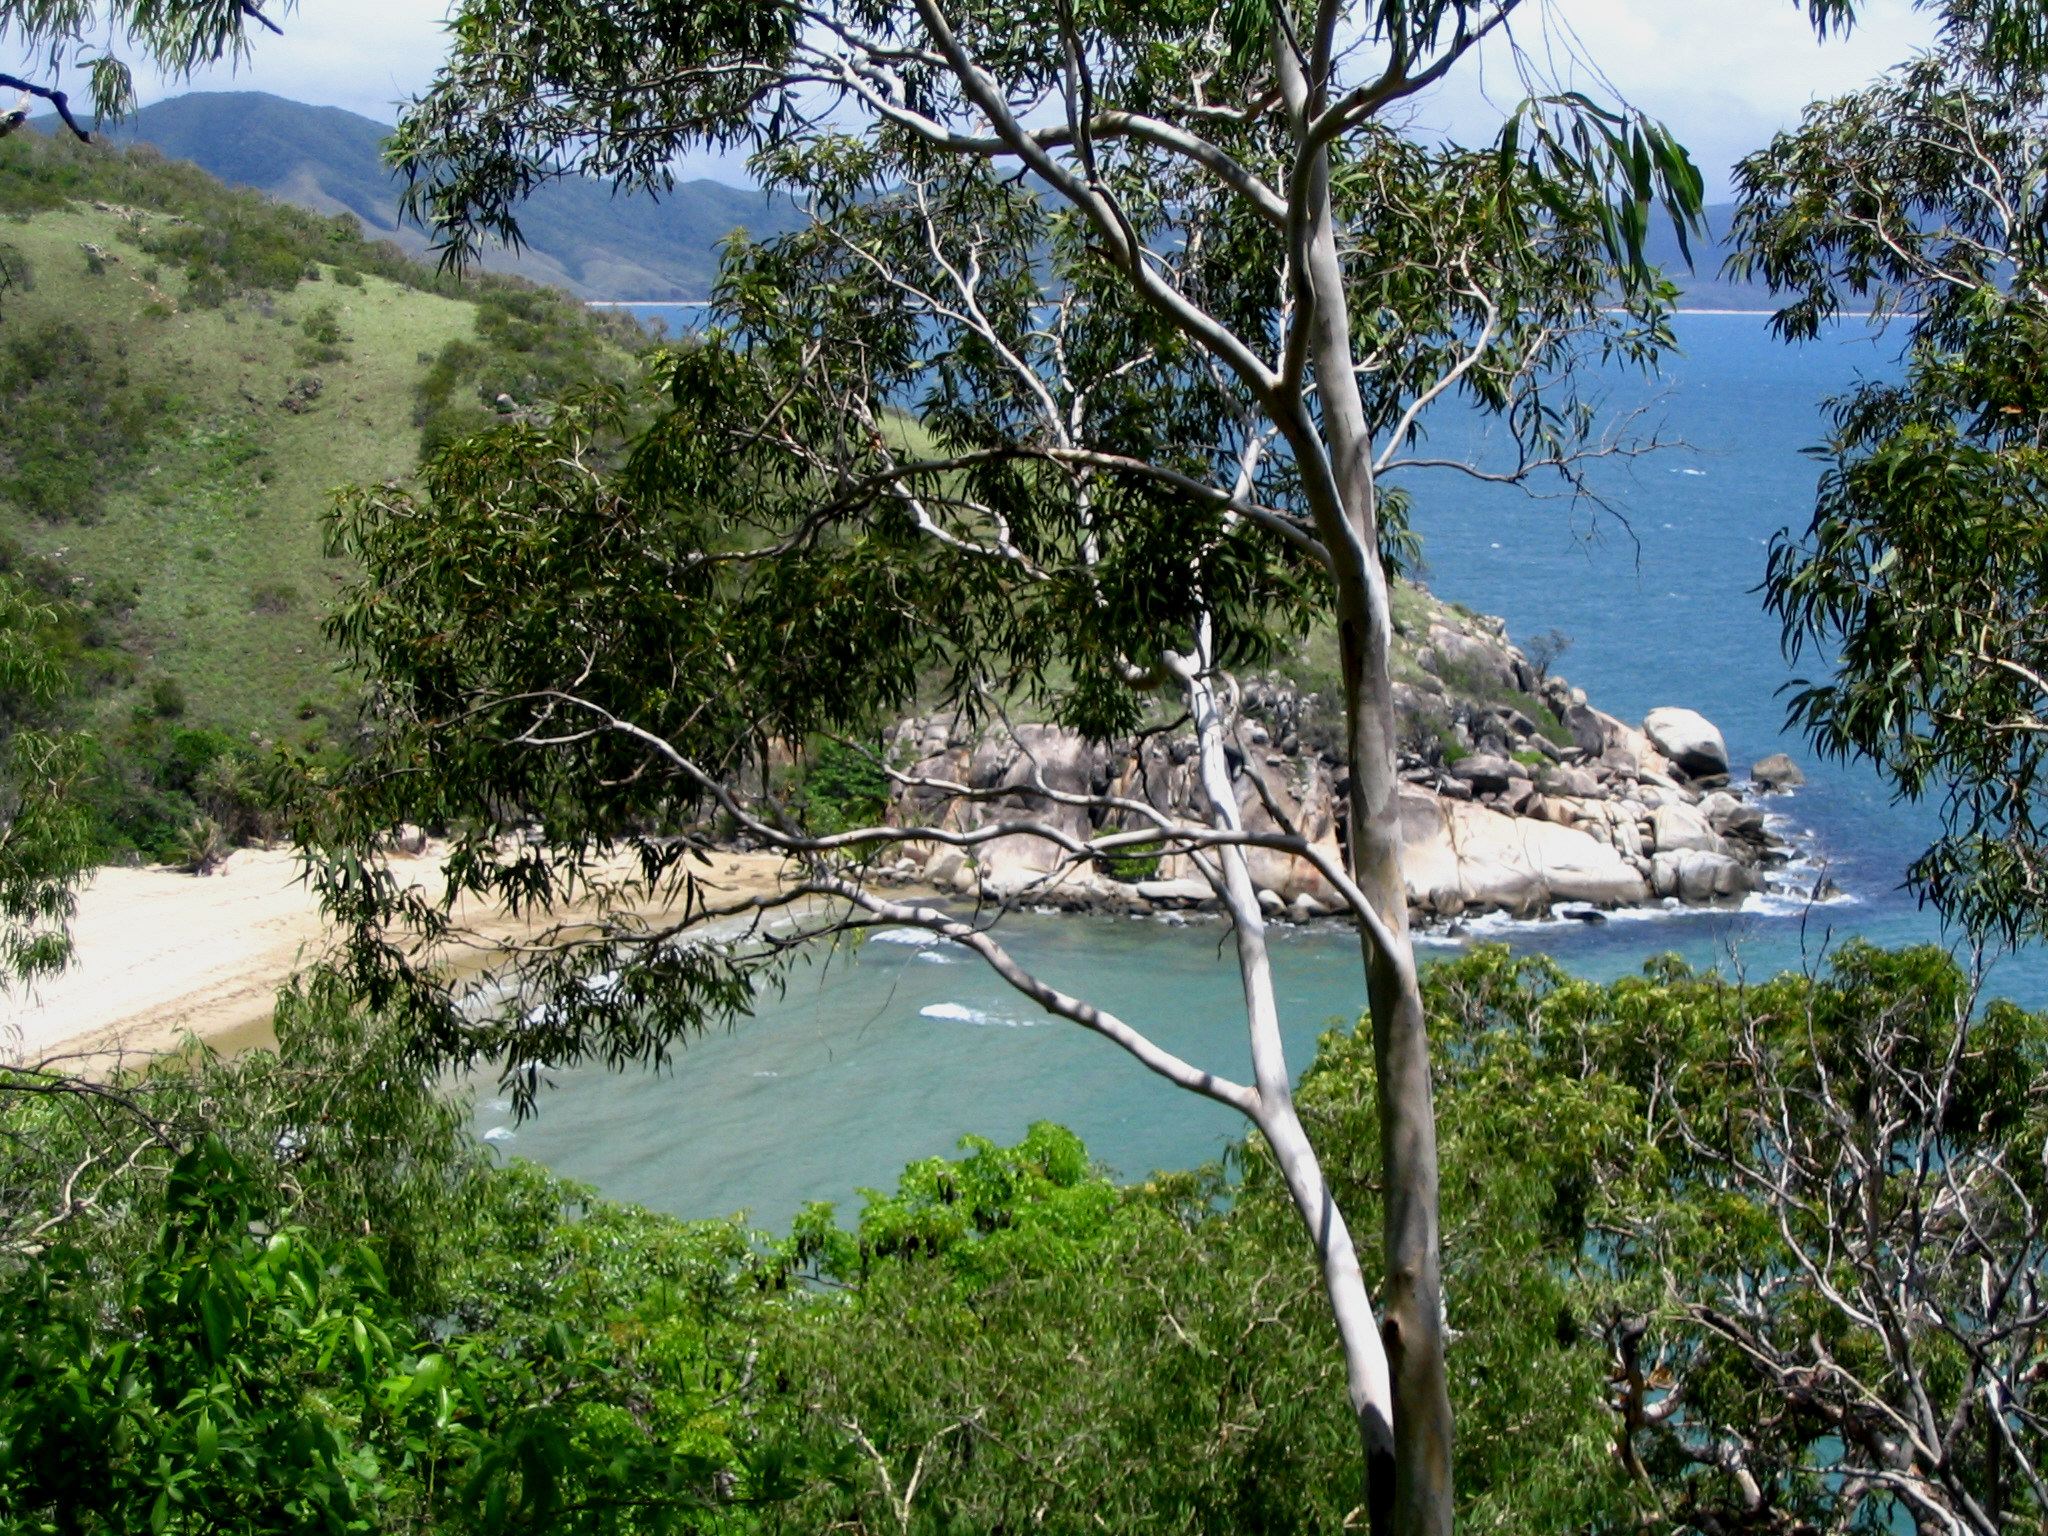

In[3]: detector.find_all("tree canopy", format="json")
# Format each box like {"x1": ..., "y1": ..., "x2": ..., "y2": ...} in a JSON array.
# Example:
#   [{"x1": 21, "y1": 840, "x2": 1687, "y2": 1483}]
[
  {"x1": 325, "y1": 5, "x2": 1742, "y2": 1526},
  {"x1": 1737, "y1": 1, "x2": 2048, "y2": 943}
]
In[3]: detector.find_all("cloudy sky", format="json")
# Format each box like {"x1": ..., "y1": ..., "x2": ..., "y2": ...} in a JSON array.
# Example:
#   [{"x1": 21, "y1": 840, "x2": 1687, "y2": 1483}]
[{"x1": 70, "y1": 0, "x2": 1943, "y2": 198}]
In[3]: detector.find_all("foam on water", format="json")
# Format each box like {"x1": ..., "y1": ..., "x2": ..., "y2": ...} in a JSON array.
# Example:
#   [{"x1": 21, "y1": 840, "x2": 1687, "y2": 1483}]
[{"x1": 920, "y1": 1001, "x2": 1041, "y2": 1028}]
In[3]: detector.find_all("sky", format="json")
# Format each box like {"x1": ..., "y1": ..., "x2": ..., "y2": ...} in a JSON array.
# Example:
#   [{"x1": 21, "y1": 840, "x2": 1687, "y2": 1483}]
[{"x1": 32, "y1": 0, "x2": 1942, "y2": 199}]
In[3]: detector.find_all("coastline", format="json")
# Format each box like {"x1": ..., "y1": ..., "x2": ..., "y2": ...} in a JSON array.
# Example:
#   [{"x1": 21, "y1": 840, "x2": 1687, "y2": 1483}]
[{"x1": 0, "y1": 846, "x2": 805, "y2": 1071}]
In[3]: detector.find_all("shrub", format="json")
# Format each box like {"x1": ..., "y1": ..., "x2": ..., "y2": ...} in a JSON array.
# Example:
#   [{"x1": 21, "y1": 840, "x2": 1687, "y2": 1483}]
[
  {"x1": 146, "y1": 675, "x2": 186, "y2": 719},
  {"x1": 0, "y1": 320, "x2": 161, "y2": 522},
  {"x1": 291, "y1": 303, "x2": 348, "y2": 366},
  {"x1": 248, "y1": 582, "x2": 297, "y2": 615},
  {"x1": 796, "y1": 738, "x2": 889, "y2": 833}
]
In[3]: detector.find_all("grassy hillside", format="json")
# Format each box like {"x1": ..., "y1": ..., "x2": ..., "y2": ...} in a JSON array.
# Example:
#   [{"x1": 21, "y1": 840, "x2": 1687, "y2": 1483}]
[
  {"x1": 1, "y1": 203, "x2": 474, "y2": 730},
  {"x1": 0, "y1": 125, "x2": 644, "y2": 857},
  {"x1": 45, "y1": 92, "x2": 807, "y2": 301}
]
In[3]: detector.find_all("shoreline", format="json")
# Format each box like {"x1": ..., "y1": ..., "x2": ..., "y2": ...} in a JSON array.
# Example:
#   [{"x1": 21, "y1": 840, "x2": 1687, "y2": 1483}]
[
  {"x1": 3, "y1": 773, "x2": 1826, "y2": 1073},
  {"x1": 0, "y1": 846, "x2": 807, "y2": 1071}
]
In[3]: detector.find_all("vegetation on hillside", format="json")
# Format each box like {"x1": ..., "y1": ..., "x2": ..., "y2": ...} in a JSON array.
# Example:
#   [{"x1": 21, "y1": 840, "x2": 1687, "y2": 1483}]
[
  {"x1": 60, "y1": 91, "x2": 810, "y2": 302},
  {"x1": 0, "y1": 945, "x2": 2035, "y2": 1533},
  {"x1": 0, "y1": 126, "x2": 645, "y2": 863}
]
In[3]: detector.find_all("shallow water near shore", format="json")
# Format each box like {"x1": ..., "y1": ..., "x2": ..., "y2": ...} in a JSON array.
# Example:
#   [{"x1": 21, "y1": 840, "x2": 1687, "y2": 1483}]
[{"x1": 481, "y1": 314, "x2": 2048, "y2": 1230}]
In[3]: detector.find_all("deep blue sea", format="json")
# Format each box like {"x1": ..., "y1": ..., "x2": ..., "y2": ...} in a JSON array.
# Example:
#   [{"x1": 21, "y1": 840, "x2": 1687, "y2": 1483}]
[{"x1": 482, "y1": 312, "x2": 2045, "y2": 1230}]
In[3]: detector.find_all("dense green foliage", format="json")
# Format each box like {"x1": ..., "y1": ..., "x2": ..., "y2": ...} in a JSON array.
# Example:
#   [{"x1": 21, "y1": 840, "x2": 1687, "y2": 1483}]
[
  {"x1": 0, "y1": 571, "x2": 94, "y2": 977},
  {"x1": 0, "y1": 316, "x2": 162, "y2": 521},
  {"x1": 414, "y1": 286, "x2": 642, "y2": 453},
  {"x1": 1737, "y1": 2, "x2": 2048, "y2": 941},
  {"x1": 0, "y1": 944, "x2": 2035, "y2": 1532},
  {"x1": 0, "y1": 128, "x2": 446, "y2": 298}
]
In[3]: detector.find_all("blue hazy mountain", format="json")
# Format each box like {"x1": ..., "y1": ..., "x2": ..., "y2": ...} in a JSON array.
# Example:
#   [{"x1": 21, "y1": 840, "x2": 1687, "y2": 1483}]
[
  {"x1": 44, "y1": 91, "x2": 1777, "y2": 310},
  {"x1": 43, "y1": 91, "x2": 804, "y2": 300}
]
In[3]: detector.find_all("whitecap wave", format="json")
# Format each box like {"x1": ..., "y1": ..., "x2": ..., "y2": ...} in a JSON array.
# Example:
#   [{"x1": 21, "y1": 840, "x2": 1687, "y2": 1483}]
[
  {"x1": 919, "y1": 1001, "x2": 1040, "y2": 1028},
  {"x1": 1419, "y1": 880, "x2": 1860, "y2": 944},
  {"x1": 870, "y1": 928, "x2": 943, "y2": 946},
  {"x1": 1740, "y1": 886, "x2": 1861, "y2": 919}
]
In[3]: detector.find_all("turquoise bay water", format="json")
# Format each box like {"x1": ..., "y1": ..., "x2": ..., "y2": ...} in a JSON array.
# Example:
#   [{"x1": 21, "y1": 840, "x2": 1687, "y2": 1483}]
[{"x1": 486, "y1": 314, "x2": 2046, "y2": 1230}]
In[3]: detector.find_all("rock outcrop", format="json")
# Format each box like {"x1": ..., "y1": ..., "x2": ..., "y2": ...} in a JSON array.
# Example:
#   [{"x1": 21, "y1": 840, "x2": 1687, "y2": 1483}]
[
  {"x1": 1750, "y1": 752, "x2": 1805, "y2": 791},
  {"x1": 871, "y1": 587, "x2": 1794, "y2": 923},
  {"x1": 1642, "y1": 707, "x2": 1731, "y2": 781}
]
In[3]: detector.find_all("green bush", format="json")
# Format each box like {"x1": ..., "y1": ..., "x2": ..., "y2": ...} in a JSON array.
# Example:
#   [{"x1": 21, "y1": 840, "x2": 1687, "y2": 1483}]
[
  {"x1": 292, "y1": 302, "x2": 349, "y2": 366},
  {"x1": 0, "y1": 319, "x2": 163, "y2": 521},
  {"x1": 795, "y1": 738, "x2": 889, "y2": 834},
  {"x1": 413, "y1": 288, "x2": 647, "y2": 455}
]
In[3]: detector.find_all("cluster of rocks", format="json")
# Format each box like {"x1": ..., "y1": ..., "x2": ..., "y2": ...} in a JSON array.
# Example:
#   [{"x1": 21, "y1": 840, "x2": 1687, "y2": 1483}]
[{"x1": 865, "y1": 596, "x2": 1808, "y2": 925}]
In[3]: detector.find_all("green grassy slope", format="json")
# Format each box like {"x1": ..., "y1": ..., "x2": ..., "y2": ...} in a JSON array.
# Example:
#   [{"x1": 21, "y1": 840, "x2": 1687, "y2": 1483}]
[
  {"x1": 0, "y1": 202, "x2": 477, "y2": 737},
  {"x1": 0, "y1": 126, "x2": 646, "y2": 858}
]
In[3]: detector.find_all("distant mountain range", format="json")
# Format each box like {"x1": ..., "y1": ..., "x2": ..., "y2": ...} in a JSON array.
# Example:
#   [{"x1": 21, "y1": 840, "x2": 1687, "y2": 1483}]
[
  {"x1": 41, "y1": 92, "x2": 804, "y2": 301},
  {"x1": 41, "y1": 91, "x2": 1780, "y2": 311}
]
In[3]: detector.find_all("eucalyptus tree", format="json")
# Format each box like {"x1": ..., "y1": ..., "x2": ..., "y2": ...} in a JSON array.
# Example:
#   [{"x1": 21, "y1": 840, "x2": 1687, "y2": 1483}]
[
  {"x1": 310, "y1": 3, "x2": 1881, "y2": 1529},
  {"x1": 1736, "y1": 2, "x2": 2048, "y2": 945}
]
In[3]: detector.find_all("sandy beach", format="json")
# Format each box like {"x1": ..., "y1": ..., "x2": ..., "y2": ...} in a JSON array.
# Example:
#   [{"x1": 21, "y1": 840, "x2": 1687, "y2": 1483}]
[{"x1": 0, "y1": 846, "x2": 805, "y2": 1069}]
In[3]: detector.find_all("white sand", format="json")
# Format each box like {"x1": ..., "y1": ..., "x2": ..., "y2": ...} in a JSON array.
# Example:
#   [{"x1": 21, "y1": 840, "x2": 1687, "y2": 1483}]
[
  {"x1": 0, "y1": 846, "x2": 807, "y2": 1069},
  {"x1": 0, "y1": 848, "x2": 324, "y2": 1067}
]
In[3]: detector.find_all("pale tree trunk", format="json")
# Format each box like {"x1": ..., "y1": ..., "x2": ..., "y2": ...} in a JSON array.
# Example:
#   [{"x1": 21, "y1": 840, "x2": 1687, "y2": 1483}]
[
  {"x1": 879, "y1": 17, "x2": 1456, "y2": 1515},
  {"x1": 1170, "y1": 636, "x2": 1399, "y2": 1529},
  {"x1": 1273, "y1": 31, "x2": 1455, "y2": 1536}
]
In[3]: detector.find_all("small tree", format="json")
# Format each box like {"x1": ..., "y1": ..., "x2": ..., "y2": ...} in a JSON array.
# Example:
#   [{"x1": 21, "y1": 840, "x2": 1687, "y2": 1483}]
[
  {"x1": 1417, "y1": 944, "x2": 2048, "y2": 1533},
  {"x1": 1736, "y1": 0, "x2": 2048, "y2": 943},
  {"x1": 0, "y1": 583, "x2": 95, "y2": 980}
]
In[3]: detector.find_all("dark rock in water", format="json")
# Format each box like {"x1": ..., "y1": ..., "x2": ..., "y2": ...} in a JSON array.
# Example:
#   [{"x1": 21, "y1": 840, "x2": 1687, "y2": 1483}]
[
  {"x1": 1559, "y1": 905, "x2": 1608, "y2": 923},
  {"x1": 1751, "y1": 752, "x2": 1805, "y2": 791}
]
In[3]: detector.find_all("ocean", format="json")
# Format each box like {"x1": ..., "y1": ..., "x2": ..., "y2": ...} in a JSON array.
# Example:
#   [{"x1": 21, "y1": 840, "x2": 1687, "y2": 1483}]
[{"x1": 480, "y1": 312, "x2": 2046, "y2": 1230}]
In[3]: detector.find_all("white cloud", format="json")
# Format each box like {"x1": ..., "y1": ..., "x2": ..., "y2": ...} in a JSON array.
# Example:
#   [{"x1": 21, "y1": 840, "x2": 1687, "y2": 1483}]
[
  {"x1": 32, "y1": 0, "x2": 1942, "y2": 193},
  {"x1": 129, "y1": 0, "x2": 452, "y2": 125},
  {"x1": 1409, "y1": 0, "x2": 1940, "y2": 197}
]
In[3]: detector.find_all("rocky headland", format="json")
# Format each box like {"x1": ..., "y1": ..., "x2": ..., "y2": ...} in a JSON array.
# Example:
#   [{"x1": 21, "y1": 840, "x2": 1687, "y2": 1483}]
[{"x1": 869, "y1": 585, "x2": 1809, "y2": 925}]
